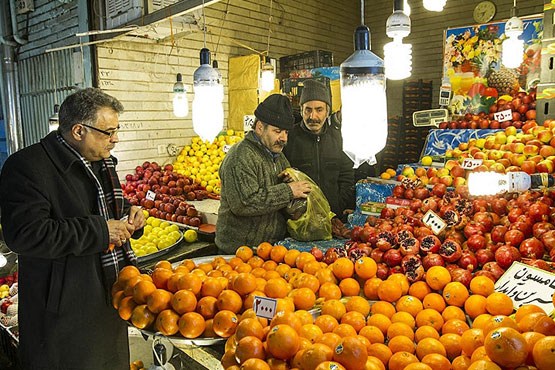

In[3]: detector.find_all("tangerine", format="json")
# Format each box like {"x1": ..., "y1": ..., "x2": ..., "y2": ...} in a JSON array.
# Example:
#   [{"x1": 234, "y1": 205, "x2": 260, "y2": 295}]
[
  {"x1": 234, "y1": 336, "x2": 266, "y2": 364},
  {"x1": 415, "y1": 337, "x2": 446, "y2": 360},
  {"x1": 425, "y1": 266, "x2": 451, "y2": 291},
  {"x1": 171, "y1": 289, "x2": 198, "y2": 314},
  {"x1": 363, "y1": 277, "x2": 383, "y2": 300},
  {"x1": 484, "y1": 327, "x2": 528, "y2": 368},
  {"x1": 442, "y1": 282, "x2": 469, "y2": 307},
  {"x1": 408, "y1": 281, "x2": 432, "y2": 301},
  {"x1": 217, "y1": 289, "x2": 243, "y2": 313},
  {"x1": 212, "y1": 310, "x2": 238, "y2": 338},
  {"x1": 460, "y1": 327, "x2": 485, "y2": 356},
  {"x1": 377, "y1": 280, "x2": 402, "y2": 302},
  {"x1": 395, "y1": 295, "x2": 423, "y2": 317},
  {"x1": 155, "y1": 309, "x2": 180, "y2": 336},
  {"x1": 339, "y1": 278, "x2": 360, "y2": 297},
  {"x1": 314, "y1": 314, "x2": 339, "y2": 333},
  {"x1": 470, "y1": 275, "x2": 495, "y2": 297},
  {"x1": 532, "y1": 335, "x2": 555, "y2": 370},
  {"x1": 354, "y1": 256, "x2": 377, "y2": 279},
  {"x1": 235, "y1": 317, "x2": 265, "y2": 341},
  {"x1": 196, "y1": 295, "x2": 218, "y2": 319},
  {"x1": 388, "y1": 351, "x2": 419, "y2": 370},
  {"x1": 130, "y1": 304, "x2": 156, "y2": 330},
  {"x1": 266, "y1": 324, "x2": 300, "y2": 360},
  {"x1": 132, "y1": 280, "x2": 157, "y2": 305},
  {"x1": 367, "y1": 343, "x2": 392, "y2": 367},
  {"x1": 236, "y1": 246, "x2": 254, "y2": 262},
  {"x1": 146, "y1": 289, "x2": 173, "y2": 313},
  {"x1": 332, "y1": 336, "x2": 368, "y2": 370},
  {"x1": 178, "y1": 311, "x2": 206, "y2": 338},
  {"x1": 321, "y1": 299, "x2": 347, "y2": 320},
  {"x1": 341, "y1": 311, "x2": 367, "y2": 333},
  {"x1": 332, "y1": 257, "x2": 354, "y2": 279},
  {"x1": 485, "y1": 292, "x2": 514, "y2": 316},
  {"x1": 345, "y1": 296, "x2": 371, "y2": 316},
  {"x1": 290, "y1": 287, "x2": 316, "y2": 311},
  {"x1": 422, "y1": 293, "x2": 446, "y2": 313},
  {"x1": 464, "y1": 294, "x2": 488, "y2": 319},
  {"x1": 438, "y1": 333, "x2": 462, "y2": 361},
  {"x1": 359, "y1": 325, "x2": 385, "y2": 344},
  {"x1": 319, "y1": 282, "x2": 342, "y2": 301}
]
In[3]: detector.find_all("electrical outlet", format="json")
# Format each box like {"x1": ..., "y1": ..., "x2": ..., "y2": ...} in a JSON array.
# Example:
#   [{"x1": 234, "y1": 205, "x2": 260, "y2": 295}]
[
  {"x1": 16, "y1": 0, "x2": 34, "y2": 14},
  {"x1": 157, "y1": 144, "x2": 166, "y2": 155}
]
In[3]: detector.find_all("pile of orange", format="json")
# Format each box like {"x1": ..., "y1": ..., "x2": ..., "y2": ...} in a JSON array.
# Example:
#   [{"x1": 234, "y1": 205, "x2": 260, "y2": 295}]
[{"x1": 112, "y1": 244, "x2": 555, "y2": 370}]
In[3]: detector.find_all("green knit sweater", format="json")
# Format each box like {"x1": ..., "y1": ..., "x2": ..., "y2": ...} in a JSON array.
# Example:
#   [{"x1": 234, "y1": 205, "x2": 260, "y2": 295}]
[{"x1": 215, "y1": 131, "x2": 293, "y2": 254}]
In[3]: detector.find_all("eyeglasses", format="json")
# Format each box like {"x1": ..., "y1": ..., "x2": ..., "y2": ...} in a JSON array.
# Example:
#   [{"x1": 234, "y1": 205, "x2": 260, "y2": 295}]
[{"x1": 82, "y1": 124, "x2": 119, "y2": 138}]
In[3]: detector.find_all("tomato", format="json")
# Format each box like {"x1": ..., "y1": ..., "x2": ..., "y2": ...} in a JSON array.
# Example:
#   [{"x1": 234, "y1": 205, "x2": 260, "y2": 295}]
[{"x1": 483, "y1": 87, "x2": 498, "y2": 98}]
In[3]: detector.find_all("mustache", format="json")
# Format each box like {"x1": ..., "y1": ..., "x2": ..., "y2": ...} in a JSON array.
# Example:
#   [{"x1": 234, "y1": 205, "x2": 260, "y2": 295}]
[
  {"x1": 306, "y1": 119, "x2": 321, "y2": 124},
  {"x1": 274, "y1": 141, "x2": 287, "y2": 147}
]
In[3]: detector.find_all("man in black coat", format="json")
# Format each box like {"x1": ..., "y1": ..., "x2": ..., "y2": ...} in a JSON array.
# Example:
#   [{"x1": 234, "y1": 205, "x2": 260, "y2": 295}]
[
  {"x1": 0, "y1": 88, "x2": 145, "y2": 369},
  {"x1": 283, "y1": 79, "x2": 355, "y2": 221}
]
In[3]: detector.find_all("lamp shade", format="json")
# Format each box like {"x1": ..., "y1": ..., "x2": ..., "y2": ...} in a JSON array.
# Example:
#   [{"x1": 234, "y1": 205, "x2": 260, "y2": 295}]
[
  {"x1": 502, "y1": 16, "x2": 524, "y2": 69},
  {"x1": 193, "y1": 48, "x2": 224, "y2": 142},
  {"x1": 260, "y1": 60, "x2": 275, "y2": 92},
  {"x1": 173, "y1": 73, "x2": 188, "y2": 118},
  {"x1": 340, "y1": 25, "x2": 388, "y2": 168}
]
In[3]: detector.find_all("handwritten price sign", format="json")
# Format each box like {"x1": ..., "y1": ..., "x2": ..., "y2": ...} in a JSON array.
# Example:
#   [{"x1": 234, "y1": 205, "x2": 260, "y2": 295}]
[
  {"x1": 495, "y1": 261, "x2": 555, "y2": 315},
  {"x1": 253, "y1": 296, "x2": 278, "y2": 319},
  {"x1": 422, "y1": 210, "x2": 447, "y2": 235},
  {"x1": 145, "y1": 190, "x2": 156, "y2": 201},
  {"x1": 461, "y1": 158, "x2": 483, "y2": 170},
  {"x1": 494, "y1": 109, "x2": 513, "y2": 122}
]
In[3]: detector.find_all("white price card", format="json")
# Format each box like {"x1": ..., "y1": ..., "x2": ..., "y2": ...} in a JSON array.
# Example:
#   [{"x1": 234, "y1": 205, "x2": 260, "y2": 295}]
[
  {"x1": 253, "y1": 295, "x2": 278, "y2": 319},
  {"x1": 461, "y1": 158, "x2": 483, "y2": 170},
  {"x1": 146, "y1": 190, "x2": 156, "y2": 201},
  {"x1": 495, "y1": 261, "x2": 555, "y2": 315},
  {"x1": 494, "y1": 109, "x2": 513, "y2": 122},
  {"x1": 422, "y1": 210, "x2": 447, "y2": 235},
  {"x1": 244, "y1": 115, "x2": 255, "y2": 132}
]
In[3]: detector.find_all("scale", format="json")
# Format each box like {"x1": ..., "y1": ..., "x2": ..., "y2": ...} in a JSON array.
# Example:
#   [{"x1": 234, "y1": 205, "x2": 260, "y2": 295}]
[{"x1": 412, "y1": 109, "x2": 449, "y2": 127}]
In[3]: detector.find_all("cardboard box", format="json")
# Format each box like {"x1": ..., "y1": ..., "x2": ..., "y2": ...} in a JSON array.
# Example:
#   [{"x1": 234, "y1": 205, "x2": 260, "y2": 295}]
[
  {"x1": 385, "y1": 196, "x2": 412, "y2": 209},
  {"x1": 536, "y1": 83, "x2": 555, "y2": 123},
  {"x1": 360, "y1": 201, "x2": 386, "y2": 216},
  {"x1": 355, "y1": 178, "x2": 396, "y2": 211},
  {"x1": 541, "y1": 39, "x2": 555, "y2": 83},
  {"x1": 544, "y1": 8, "x2": 555, "y2": 39}
]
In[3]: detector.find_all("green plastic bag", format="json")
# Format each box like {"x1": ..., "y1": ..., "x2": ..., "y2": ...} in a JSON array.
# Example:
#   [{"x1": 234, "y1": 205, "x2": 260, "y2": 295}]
[{"x1": 284, "y1": 168, "x2": 335, "y2": 241}]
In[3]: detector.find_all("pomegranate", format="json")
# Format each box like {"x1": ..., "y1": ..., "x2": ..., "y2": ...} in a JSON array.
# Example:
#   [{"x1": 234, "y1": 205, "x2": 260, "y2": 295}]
[
  {"x1": 420, "y1": 235, "x2": 442, "y2": 254},
  {"x1": 466, "y1": 234, "x2": 487, "y2": 252},
  {"x1": 376, "y1": 239, "x2": 392, "y2": 252},
  {"x1": 533, "y1": 222, "x2": 555, "y2": 239},
  {"x1": 541, "y1": 230, "x2": 555, "y2": 251},
  {"x1": 495, "y1": 245, "x2": 522, "y2": 269},
  {"x1": 473, "y1": 270, "x2": 496, "y2": 282},
  {"x1": 422, "y1": 253, "x2": 445, "y2": 269},
  {"x1": 473, "y1": 212, "x2": 494, "y2": 232},
  {"x1": 414, "y1": 187, "x2": 430, "y2": 200},
  {"x1": 395, "y1": 230, "x2": 414, "y2": 245},
  {"x1": 399, "y1": 237, "x2": 420, "y2": 256},
  {"x1": 439, "y1": 239, "x2": 463, "y2": 263},
  {"x1": 508, "y1": 208, "x2": 524, "y2": 223},
  {"x1": 383, "y1": 249, "x2": 403, "y2": 267},
  {"x1": 472, "y1": 198, "x2": 489, "y2": 212},
  {"x1": 476, "y1": 248, "x2": 495, "y2": 267},
  {"x1": 529, "y1": 202, "x2": 550, "y2": 222},
  {"x1": 504, "y1": 229, "x2": 525, "y2": 247},
  {"x1": 464, "y1": 222, "x2": 486, "y2": 238},
  {"x1": 482, "y1": 261, "x2": 506, "y2": 281},
  {"x1": 392, "y1": 185, "x2": 405, "y2": 198},
  {"x1": 414, "y1": 226, "x2": 434, "y2": 239},
  {"x1": 444, "y1": 230, "x2": 465, "y2": 245},
  {"x1": 518, "y1": 237, "x2": 545, "y2": 259},
  {"x1": 380, "y1": 207, "x2": 395, "y2": 219},
  {"x1": 491, "y1": 198, "x2": 508, "y2": 216},
  {"x1": 401, "y1": 255, "x2": 425, "y2": 282},
  {"x1": 376, "y1": 263, "x2": 390, "y2": 279},
  {"x1": 310, "y1": 247, "x2": 324, "y2": 262},
  {"x1": 370, "y1": 248, "x2": 384, "y2": 263},
  {"x1": 491, "y1": 225, "x2": 508, "y2": 244},
  {"x1": 450, "y1": 267, "x2": 472, "y2": 287},
  {"x1": 458, "y1": 250, "x2": 478, "y2": 271},
  {"x1": 421, "y1": 198, "x2": 438, "y2": 212}
]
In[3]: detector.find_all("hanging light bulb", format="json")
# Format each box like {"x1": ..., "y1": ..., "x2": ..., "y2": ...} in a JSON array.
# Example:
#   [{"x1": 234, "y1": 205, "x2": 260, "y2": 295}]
[
  {"x1": 48, "y1": 104, "x2": 59, "y2": 132},
  {"x1": 403, "y1": 0, "x2": 411, "y2": 16},
  {"x1": 193, "y1": 48, "x2": 224, "y2": 143},
  {"x1": 340, "y1": 0, "x2": 388, "y2": 168},
  {"x1": 172, "y1": 73, "x2": 188, "y2": 118},
  {"x1": 423, "y1": 0, "x2": 446, "y2": 12},
  {"x1": 502, "y1": 1, "x2": 524, "y2": 69},
  {"x1": 384, "y1": 0, "x2": 412, "y2": 80},
  {"x1": 260, "y1": 57, "x2": 275, "y2": 91}
]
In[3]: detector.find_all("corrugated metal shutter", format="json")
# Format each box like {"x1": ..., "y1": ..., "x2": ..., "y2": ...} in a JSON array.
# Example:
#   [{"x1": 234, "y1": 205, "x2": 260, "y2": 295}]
[{"x1": 18, "y1": 49, "x2": 78, "y2": 146}]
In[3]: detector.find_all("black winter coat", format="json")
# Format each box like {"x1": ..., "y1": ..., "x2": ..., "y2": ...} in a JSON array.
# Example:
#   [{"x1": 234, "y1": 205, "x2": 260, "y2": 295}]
[
  {"x1": 283, "y1": 119, "x2": 355, "y2": 218},
  {"x1": 0, "y1": 132, "x2": 130, "y2": 370}
]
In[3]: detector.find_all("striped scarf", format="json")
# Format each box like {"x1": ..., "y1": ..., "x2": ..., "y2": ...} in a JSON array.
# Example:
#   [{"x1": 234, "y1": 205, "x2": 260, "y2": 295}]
[{"x1": 57, "y1": 134, "x2": 137, "y2": 291}]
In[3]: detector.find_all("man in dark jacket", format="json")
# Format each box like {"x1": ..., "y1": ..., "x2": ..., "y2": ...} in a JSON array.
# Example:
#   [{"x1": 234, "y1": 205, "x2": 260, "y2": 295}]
[
  {"x1": 216, "y1": 94, "x2": 312, "y2": 253},
  {"x1": 283, "y1": 79, "x2": 355, "y2": 220},
  {"x1": 0, "y1": 88, "x2": 145, "y2": 369}
]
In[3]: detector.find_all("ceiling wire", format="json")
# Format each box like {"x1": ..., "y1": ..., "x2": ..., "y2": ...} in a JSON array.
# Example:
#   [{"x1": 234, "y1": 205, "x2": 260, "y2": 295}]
[
  {"x1": 265, "y1": 0, "x2": 274, "y2": 57},
  {"x1": 214, "y1": 0, "x2": 231, "y2": 56},
  {"x1": 360, "y1": 0, "x2": 364, "y2": 25}
]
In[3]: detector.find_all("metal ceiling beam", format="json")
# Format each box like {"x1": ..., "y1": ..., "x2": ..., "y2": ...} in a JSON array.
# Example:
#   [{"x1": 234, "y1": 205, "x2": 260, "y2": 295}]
[{"x1": 127, "y1": 0, "x2": 221, "y2": 28}]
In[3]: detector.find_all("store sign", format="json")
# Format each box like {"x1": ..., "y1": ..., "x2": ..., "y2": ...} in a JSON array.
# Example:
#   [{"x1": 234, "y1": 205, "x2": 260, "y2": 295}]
[
  {"x1": 462, "y1": 158, "x2": 483, "y2": 170},
  {"x1": 244, "y1": 115, "x2": 255, "y2": 132},
  {"x1": 494, "y1": 109, "x2": 513, "y2": 122},
  {"x1": 422, "y1": 210, "x2": 447, "y2": 235},
  {"x1": 494, "y1": 261, "x2": 555, "y2": 315},
  {"x1": 253, "y1": 295, "x2": 277, "y2": 319}
]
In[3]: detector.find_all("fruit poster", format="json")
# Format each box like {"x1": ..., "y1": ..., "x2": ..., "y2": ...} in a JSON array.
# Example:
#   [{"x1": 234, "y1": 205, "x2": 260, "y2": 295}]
[{"x1": 443, "y1": 15, "x2": 542, "y2": 115}]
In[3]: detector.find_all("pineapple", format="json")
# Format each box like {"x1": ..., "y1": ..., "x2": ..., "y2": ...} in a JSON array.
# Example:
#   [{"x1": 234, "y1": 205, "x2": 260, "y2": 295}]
[{"x1": 487, "y1": 67, "x2": 519, "y2": 95}]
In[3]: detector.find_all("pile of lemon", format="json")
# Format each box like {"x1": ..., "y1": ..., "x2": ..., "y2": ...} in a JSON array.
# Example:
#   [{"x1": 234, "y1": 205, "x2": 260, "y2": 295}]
[
  {"x1": 172, "y1": 129, "x2": 244, "y2": 195},
  {"x1": 130, "y1": 212, "x2": 183, "y2": 257}
]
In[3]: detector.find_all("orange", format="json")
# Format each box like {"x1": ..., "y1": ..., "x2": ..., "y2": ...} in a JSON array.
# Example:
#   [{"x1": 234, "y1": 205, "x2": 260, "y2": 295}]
[
  {"x1": 366, "y1": 313, "x2": 391, "y2": 335},
  {"x1": 266, "y1": 324, "x2": 300, "y2": 360},
  {"x1": 387, "y1": 274, "x2": 410, "y2": 295},
  {"x1": 295, "y1": 252, "x2": 316, "y2": 270},
  {"x1": 442, "y1": 282, "x2": 469, "y2": 307},
  {"x1": 284, "y1": 268, "x2": 302, "y2": 283},
  {"x1": 315, "y1": 268, "x2": 338, "y2": 285},
  {"x1": 180, "y1": 259, "x2": 196, "y2": 271},
  {"x1": 451, "y1": 355, "x2": 472, "y2": 370},
  {"x1": 515, "y1": 304, "x2": 546, "y2": 323},
  {"x1": 261, "y1": 260, "x2": 277, "y2": 271},
  {"x1": 166, "y1": 272, "x2": 186, "y2": 293},
  {"x1": 414, "y1": 325, "x2": 440, "y2": 342},
  {"x1": 346, "y1": 296, "x2": 371, "y2": 316},
  {"x1": 212, "y1": 310, "x2": 238, "y2": 338},
  {"x1": 482, "y1": 315, "x2": 519, "y2": 335},
  {"x1": 321, "y1": 299, "x2": 347, "y2": 321},
  {"x1": 207, "y1": 269, "x2": 223, "y2": 278},
  {"x1": 531, "y1": 314, "x2": 555, "y2": 336},
  {"x1": 266, "y1": 357, "x2": 288, "y2": 370},
  {"x1": 154, "y1": 260, "x2": 172, "y2": 270},
  {"x1": 317, "y1": 332, "x2": 343, "y2": 350},
  {"x1": 283, "y1": 249, "x2": 301, "y2": 267},
  {"x1": 171, "y1": 289, "x2": 197, "y2": 314},
  {"x1": 517, "y1": 312, "x2": 548, "y2": 333},
  {"x1": 395, "y1": 295, "x2": 423, "y2": 317},
  {"x1": 340, "y1": 311, "x2": 367, "y2": 333},
  {"x1": 241, "y1": 308, "x2": 268, "y2": 328},
  {"x1": 232, "y1": 272, "x2": 258, "y2": 296},
  {"x1": 377, "y1": 280, "x2": 402, "y2": 302},
  {"x1": 269, "y1": 245, "x2": 287, "y2": 263},
  {"x1": 332, "y1": 336, "x2": 368, "y2": 370},
  {"x1": 294, "y1": 309, "x2": 314, "y2": 325},
  {"x1": 315, "y1": 314, "x2": 339, "y2": 333},
  {"x1": 234, "y1": 336, "x2": 266, "y2": 364},
  {"x1": 240, "y1": 358, "x2": 271, "y2": 370},
  {"x1": 146, "y1": 289, "x2": 172, "y2": 313},
  {"x1": 319, "y1": 282, "x2": 343, "y2": 301},
  {"x1": 118, "y1": 265, "x2": 141, "y2": 285},
  {"x1": 371, "y1": 301, "x2": 396, "y2": 318},
  {"x1": 256, "y1": 241, "x2": 273, "y2": 260},
  {"x1": 303, "y1": 260, "x2": 323, "y2": 275},
  {"x1": 176, "y1": 273, "x2": 202, "y2": 295},
  {"x1": 425, "y1": 266, "x2": 451, "y2": 291},
  {"x1": 154, "y1": 309, "x2": 180, "y2": 336},
  {"x1": 196, "y1": 295, "x2": 218, "y2": 319},
  {"x1": 216, "y1": 289, "x2": 243, "y2": 313},
  {"x1": 359, "y1": 325, "x2": 385, "y2": 344},
  {"x1": 485, "y1": 292, "x2": 514, "y2": 316},
  {"x1": 112, "y1": 290, "x2": 125, "y2": 310},
  {"x1": 299, "y1": 323, "x2": 323, "y2": 344},
  {"x1": 354, "y1": 256, "x2": 377, "y2": 279},
  {"x1": 442, "y1": 318, "x2": 470, "y2": 336},
  {"x1": 211, "y1": 256, "x2": 227, "y2": 269},
  {"x1": 483, "y1": 327, "x2": 528, "y2": 368},
  {"x1": 234, "y1": 262, "x2": 253, "y2": 273},
  {"x1": 415, "y1": 337, "x2": 446, "y2": 359},
  {"x1": 408, "y1": 281, "x2": 432, "y2": 301},
  {"x1": 220, "y1": 350, "x2": 238, "y2": 369},
  {"x1": 387, "y1": 322, "x2": 414, "y2": 341},
  {"x1": 178, "y1": 311, "x2": 206, "y2": 338},
  {"x1": 275, "y1": 297, "x2": 295, "y2": 313},
  {"x1": 299, "y1": 343, "x2": 334, "y2": 370},
  {"x1": 438, "y1": 333, "x2": 462, "y2": 361},
  {"x1": 416, "y1": 308, "x2": 444, "y2": 331},
  {"x1": 442, "y1": 305, "x2": 466, "y2": 322},
  {"x1": 244, "y1": 290, "x2": 266, "y2": 310},
  {"x1": 132, "y1": 280, "x2": 157, "y2": 304},
  {"x1": 270, "y1": 310, "x2": 303, "y2": 333},
  {"x1": 391, "y1": 311, "x2": 415, "y2": 329},
  {"x1": 421, "y1": 353, "x2": 451, "y2": 370},
  {"x1": 123, "y1": 275, "x2": 143, "y2": 297},
  {"x1": 236, "y1": 245, "x2": 254, "y2": 262},
  {"x1": 363, "y1": 277, "x2": 383, "y2": 300},
  {"x1": 332, "y1": 257, "x2": 354, "y2": 279},
  {"x1": 532, "y1": 336, "x2": 555, "y2": 370},
  {"x1": 472, "y1": 313, "x2": 492, "y2": 330},
  {"x1": 460, "y1": 327, "x2": 484, "y2": 356},
  {"x1": 247, "y1": 255, "x2": 264, "y2": 269},
  {"x1": 522, "y1": 331, "x2": 545, "y2": 365},
  {"x1": 339, "y1": 278, "x2": 360, "y2": 297},
  {"x1": 294, "y1": 273, "x2": 320, "y2": 293},
  {"x1": 464, "y1": 294, "x2": 487, "y2": 319},
  {"x1": 228, "y1": 256, "x2": 243, "y2": 269},
  {"x1": 366, "y1": 356, "x2": 386, "y2": 370},
  {"x1": 388, "y1": 336, "x2": 416, "y2": 354},
  {"x1": 130, "y1": 304, "x2": 156, "y2": 330},
  {"x1": 388, "y1": 351, "x2": 419, "y2": 370},
  {"x1": 403, "y1": 364, "x2": 432, "y2": 370},
  {"x1": 333, "y1": 323, "x2": 358, "y2": 338},
  {"x1": 196, "y1": 262, "x2": 214, "y2": 274},
  {"x1": 200, "y1": 276, "x2": 224, "y2": 298},
  {"x1": 264, "y1": 278, "x2": 291, "y2": 298},
  {"x1": 470, "y1": 275, "x2": 495, "y2": 297},
  {"x1": 422, "y1": 293, "x2": 446, "y2": 313},
  {"x1": 235, "y1": 317, "x2": 265, "y2": 341},
  {"x1": 367, "y1": 343, "x2": 392, "y2": 367},
  {"x1": 263, "y1": 270, "x2": 281, "y2": 281},
  {"x1": 314, "y1": 361, "x2": 346, "y2": 370},
  {"x1": 467, "y1": 360, "x2": 502, "y2": 370}
]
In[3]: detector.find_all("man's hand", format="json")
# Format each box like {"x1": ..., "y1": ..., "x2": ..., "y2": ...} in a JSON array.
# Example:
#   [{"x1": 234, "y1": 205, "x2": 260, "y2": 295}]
[
  {"x1": 288, "y1": 181, "x2": 312, "y2": 199},
  {"x1": 107, "y1": 219, "x2": 133, "y2": 247},
  {"x1": 127, "y1": 206, "x2": 146, "y2": 232},
  {"x1": 278, "y1": 170, "x2": 293, "y2": 183}
]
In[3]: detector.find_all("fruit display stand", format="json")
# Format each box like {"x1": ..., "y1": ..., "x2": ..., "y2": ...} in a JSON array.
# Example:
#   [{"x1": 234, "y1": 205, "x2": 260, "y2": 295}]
[{"x1": 0, "y1": 240, "x2": 18, "y2": 370}]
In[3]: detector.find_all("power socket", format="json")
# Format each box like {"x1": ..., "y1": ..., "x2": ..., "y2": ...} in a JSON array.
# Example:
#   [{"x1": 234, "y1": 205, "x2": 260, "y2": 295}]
[{"x1": 16, "y1": 0, "x2": 34, "y2": 14}]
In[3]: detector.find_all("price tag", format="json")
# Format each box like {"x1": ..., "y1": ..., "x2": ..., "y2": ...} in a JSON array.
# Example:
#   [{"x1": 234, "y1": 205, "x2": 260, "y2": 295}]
[
  {"x1": 223, "y1": 144, "x2": 232, "y2": 153},
  {"x1": 461, "y1": 158, "x2": 483, "y2": 170},
  {"x1": 146, "y1": 190, "x2": 156, "y2": 201},
  {"x1": 495, "y1": 261, "x2": 555, "y2": 315},
  {"x1": 244, "y1": 115, "x2": 255, "y2": 132},
  {"x1": 253, "y1": 295, "x2": 278, "y2": 319},
  {"x1": 494, "y1": 109, "x2": 513, "y2": 122},
  {"x1": 422, "y1": 210, "x2": 447, "y2": 235}
]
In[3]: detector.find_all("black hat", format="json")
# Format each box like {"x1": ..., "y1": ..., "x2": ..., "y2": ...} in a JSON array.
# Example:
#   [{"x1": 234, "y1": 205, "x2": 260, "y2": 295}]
[
  {"x1": 300, "y1": 79, "x2": 331, "y2": 107},
  {"x1": 254, "y1": 94, "x2": 295, "y2": 130}
]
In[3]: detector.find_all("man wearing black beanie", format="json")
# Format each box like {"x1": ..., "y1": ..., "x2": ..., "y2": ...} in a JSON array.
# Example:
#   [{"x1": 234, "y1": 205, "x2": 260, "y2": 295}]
[
  {"x1": 216, "y1": 94, "x2": 312, "y2": 253},
  {"x1": 283, "y1": 79, "x2": 355, "y2": 221}
]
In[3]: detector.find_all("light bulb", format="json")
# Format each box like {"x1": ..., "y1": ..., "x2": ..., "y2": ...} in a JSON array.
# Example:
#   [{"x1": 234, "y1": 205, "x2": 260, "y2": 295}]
[
  {"x1": 48, "y1": 104, "x2": 59, "y2": 132},
  {"x1": 260, "y1": 61, "x2": 275, "y2": 91},
  {"x1": 172, "y1": 73, "x2": 188, "y2": 118},
  {"x1": 502, "y1": 16, "x2": 524, "y2": 69},
  {"x1": 423, "y1": 0, "x2": 446, "y2": 12},
  {"x1": 467, "y1": 171, "x2": 532, "y2": 196},
  {"x1": 384, "y1": 40, "x2": 412, "y2": 80},
  {"x1": 193, "y1": 48, "x2": 224, "y2": 142}
]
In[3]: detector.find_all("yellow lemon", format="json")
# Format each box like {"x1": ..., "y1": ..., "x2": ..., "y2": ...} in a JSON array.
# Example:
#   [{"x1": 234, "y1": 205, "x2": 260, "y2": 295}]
[
  {"x1": 421, "y1": 156, "x2": 433, "y2": 166},
  {"x1": 184, "y1": 229, "x2": 198, "y2": 243}
]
